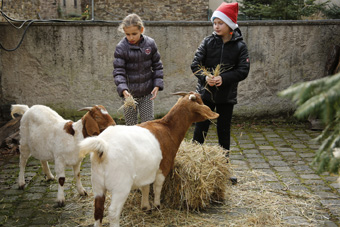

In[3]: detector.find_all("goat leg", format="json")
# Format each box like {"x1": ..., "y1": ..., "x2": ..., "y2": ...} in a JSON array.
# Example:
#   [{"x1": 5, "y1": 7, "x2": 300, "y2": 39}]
[
  {"x1": 18, "y1": 145, "x2": 30, "y2": 189},
  {"x1": 140, "y1": 185, "x2": 151, "y2": 212},
  {"x1": 73, "y1": 162, "x2": 87, "y2": 196},
  {"x1": 40, "y1": 160, "x2": 55, "y2": 180},
  {"x1": 55, "y1": 159, "x2": 66, "y2": 207},
  {"x1": 153, "y1": 171, "x2": 165, "y2": 209}
]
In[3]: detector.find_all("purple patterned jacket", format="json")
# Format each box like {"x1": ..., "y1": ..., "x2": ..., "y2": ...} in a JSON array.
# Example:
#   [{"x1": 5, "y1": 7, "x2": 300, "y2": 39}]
[{"x1": 113, "y1": 35, "x2": 164, "y2": 98}]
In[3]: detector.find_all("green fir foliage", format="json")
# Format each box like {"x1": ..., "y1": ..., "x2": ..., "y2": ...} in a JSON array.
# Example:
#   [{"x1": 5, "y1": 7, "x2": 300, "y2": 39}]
[
  {"x1": 239, "y1": 0, "x2": 330, "y2": 20},
  {"x1": 322, "y1": 3, "x2": 340, "y2": 19},
  {"x1": 278, "y1": 72, "x2": 340, "y2": 174}
]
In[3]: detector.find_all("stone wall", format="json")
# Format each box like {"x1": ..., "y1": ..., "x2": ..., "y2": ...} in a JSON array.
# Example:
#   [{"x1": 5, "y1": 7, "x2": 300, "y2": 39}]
[
  {"x1": 0, "y1": 1, "x2": 59, "y2": 21},
  {"x1": 1, "y1": 20, "x2": 340, "y2": 121},
  {"x1": 93, "y1": 0, "x2": 208, "y2": 21},
  {"x1": 0, "y1": 0, "x2": 209, "y2": 21}
]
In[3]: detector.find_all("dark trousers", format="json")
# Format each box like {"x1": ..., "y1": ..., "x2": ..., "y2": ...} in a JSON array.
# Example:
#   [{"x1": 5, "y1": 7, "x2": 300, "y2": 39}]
[{"x1": 193, "y1": 100, "x2": 234, "y2": 150}]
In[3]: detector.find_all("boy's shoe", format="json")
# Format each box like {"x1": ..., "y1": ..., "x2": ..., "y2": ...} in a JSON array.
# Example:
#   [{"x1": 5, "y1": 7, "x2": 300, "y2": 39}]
[
  {"x1": 229, "y1": 177, "x2": 238, "y2": 185},
  {"x1": 225, "y1": 151, "x2": 230, "y2": 163},
  {"x1": 225, "y1": 150, "x2": 230, "y2": 158}
]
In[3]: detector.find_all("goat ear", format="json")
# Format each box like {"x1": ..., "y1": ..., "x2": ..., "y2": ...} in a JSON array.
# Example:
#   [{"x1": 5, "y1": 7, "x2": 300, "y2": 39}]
[
  {"x1": 78, "y1": 107, "x2": 92, "y2": 111},
  {"x1": 171, "y1": 92, "x2": 189, "y2": 96},
  {"x1": 198, "y1": 106, "x2": 219, "y2": 120},
  {"x1": 82, "y1": 113, "x2": 100, "y2": 137}
]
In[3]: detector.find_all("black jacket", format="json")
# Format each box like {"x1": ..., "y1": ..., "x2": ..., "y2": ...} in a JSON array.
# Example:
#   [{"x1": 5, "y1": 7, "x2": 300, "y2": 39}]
[
  {"x1": 113, "y1": 35, "x2": 164, "y2": 98},
  {"x1": 191, "y1": 28, "x2": 250, "y2": 104}
]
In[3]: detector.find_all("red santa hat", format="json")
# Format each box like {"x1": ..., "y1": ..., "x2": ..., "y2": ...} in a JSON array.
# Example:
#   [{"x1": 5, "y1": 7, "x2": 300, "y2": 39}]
[{"x1": 211, "y1": 2, "x2": 239, "y2": 30}]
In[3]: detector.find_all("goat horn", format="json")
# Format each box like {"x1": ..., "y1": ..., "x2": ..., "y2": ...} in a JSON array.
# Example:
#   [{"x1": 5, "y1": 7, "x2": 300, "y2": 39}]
[
  {"x1": 78, "y1": 107, "x2": 92, "y2": 111},
  {"x1": 171, "y1": 92, "x2": 189, "y2": 96},
  {"x1": 189, "y1": 94, "x2": 197, "y2": 100}
]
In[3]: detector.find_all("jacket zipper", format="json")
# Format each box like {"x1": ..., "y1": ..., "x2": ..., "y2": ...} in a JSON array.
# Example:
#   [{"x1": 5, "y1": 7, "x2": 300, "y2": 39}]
[
  {"x1": 220, "y1": 43, "x2": 224, "y2": 65},
  {"x1": 219, "y1": 42, "x2": 234, "y2": 72}
]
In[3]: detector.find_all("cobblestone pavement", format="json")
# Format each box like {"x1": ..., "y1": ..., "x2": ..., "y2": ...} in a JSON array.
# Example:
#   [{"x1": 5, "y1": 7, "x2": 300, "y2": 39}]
[{"x1": 0, "y1": 120, "x2": 340, "y2": 226}]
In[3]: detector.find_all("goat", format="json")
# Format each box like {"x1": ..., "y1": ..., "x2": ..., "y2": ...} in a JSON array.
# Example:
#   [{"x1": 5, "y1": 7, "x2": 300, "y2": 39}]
[
  {"x1": 11, "y1": 104, "x2": 115, "y2": 207},
  {"x1": 79, "y1": 92, "x2": 219, "y2": 227}
]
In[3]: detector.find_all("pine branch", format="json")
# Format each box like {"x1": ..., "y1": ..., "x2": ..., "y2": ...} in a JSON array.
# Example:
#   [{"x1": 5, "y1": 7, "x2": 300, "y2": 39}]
[{"x1": 279, "y1": 72, "x2": 340, "y2": 174}]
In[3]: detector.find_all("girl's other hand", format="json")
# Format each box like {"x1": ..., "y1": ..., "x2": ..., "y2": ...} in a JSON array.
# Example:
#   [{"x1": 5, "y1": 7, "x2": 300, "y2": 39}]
[{"x1": 150, "y1": 87, "x2": 159, "y2": 100}]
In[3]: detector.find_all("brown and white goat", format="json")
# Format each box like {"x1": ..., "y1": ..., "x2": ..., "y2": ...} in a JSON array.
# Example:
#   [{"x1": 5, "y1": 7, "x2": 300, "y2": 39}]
[
  {"x1": 79, "y1": 92, "x2": 219, "y2": 227},
  {"x1": 11, "y1": 104, "x2": 115, "y2": 207}
]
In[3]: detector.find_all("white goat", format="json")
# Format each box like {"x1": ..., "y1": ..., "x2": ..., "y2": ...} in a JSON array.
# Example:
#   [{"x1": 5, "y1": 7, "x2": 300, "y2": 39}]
[
  {"x1": 79, "y1": 92, "x2": 219, "y2": 227},
  {"x1": 11, "y1": 104, "x2": 115, "y2": 207}
]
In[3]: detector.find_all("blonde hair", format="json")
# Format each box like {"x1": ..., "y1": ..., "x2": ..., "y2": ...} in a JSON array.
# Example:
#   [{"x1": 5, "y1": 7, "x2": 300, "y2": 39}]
[{"x1": 118, "y1": 13, "x2": 144, "y2": 33}]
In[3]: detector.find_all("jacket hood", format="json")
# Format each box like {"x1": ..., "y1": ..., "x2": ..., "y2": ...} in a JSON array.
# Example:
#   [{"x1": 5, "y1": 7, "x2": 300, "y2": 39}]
[{"x1": 124, "y1": 34, "x2": 146, "y2": 50}]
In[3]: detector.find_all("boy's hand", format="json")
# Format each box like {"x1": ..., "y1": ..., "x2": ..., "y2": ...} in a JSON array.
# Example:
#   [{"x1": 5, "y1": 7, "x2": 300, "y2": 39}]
[
  {"x1": 206, "y1": 75, "x2": 216, "y2": 86},
  {"x1": 214, "y1": 76, "x2": 223, "y2": 86}
]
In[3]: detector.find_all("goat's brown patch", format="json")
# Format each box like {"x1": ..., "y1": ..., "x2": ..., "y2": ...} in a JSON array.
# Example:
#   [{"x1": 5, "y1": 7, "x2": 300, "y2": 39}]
[
  {"x1": 81, "y1": 106, "x2": 115, "y2": 138},
  {"x1": 139, "y1": 92, "x2": 218, "y2": 177},
  {"x1": 94, "y1": 195, "x2": 105, "y2": 222},
  {"x1": 94, "y1": 105, "x2": 116, "y2": 131},
  {"x1": 82, "y1": 112, "x2": 100, "y2": 138},
  {"x1": 63, "y1": 121, "x2": 75, "y2": 136},
  {"x1": 59, "y1": 177, "x2": 65, "y2": 186}
]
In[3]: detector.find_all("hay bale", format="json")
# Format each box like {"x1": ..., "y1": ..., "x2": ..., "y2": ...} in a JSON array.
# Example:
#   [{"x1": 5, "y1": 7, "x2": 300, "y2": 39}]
[{"x1": 161, "y1": 140, "x2": 232, "y2": 211}]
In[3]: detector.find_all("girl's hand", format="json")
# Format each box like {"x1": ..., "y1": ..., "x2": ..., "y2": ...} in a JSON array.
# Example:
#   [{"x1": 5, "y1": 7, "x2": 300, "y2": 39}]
[
  {"x1": 150, "y1": 87, "x2": 159, "y2": 100},
  {"x1": 123, "y1": 90, "x2": 130, "y2": 98},
  {"x1": 213, "y1": 76, "x2": 223, "y2": 86}
]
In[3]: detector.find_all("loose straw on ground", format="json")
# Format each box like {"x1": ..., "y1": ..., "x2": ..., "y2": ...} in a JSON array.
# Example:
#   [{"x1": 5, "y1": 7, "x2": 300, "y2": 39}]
[{"x1": 60, "y1": 141, "x2": 326, "y2": 227}]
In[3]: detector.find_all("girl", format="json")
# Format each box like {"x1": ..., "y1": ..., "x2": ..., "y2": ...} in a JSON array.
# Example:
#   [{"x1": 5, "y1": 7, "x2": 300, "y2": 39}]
[
  {"x1": 192, "y1": 2, "x2": 250, "y2": 151},
  {"x1": 113, "y1": 13, "x2": 164, "y2": 125}
]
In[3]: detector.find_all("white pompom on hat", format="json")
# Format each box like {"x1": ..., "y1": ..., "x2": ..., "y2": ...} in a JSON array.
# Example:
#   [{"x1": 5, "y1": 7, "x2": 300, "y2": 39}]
[{"x1": 211, "y1": 2, "x2": 239, "y2": 30}]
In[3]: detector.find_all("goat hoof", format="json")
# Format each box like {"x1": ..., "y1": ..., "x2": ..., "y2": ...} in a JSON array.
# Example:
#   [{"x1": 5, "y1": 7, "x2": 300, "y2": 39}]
[
  {"x1": 57, "y1": 201, "x2": 65, "y2": 207},
  {"x1": 155, "y1": 205, "x2": 161, "y2": 210},
  {"x1": 18, "y1": 185, "x2": 25, "y2": 190},
  {"x1": 142, "y1": 207, "x2": 152, "y2": 214},
  {"x1": 82, "y1": 191, "x2": 88, "y2": 196},
  {"x1": 145, "y1": 209, "x2": 152, "y2": 214},
  {"x1": 53, "y1": 202, "x2": 65, "y2": 208}
]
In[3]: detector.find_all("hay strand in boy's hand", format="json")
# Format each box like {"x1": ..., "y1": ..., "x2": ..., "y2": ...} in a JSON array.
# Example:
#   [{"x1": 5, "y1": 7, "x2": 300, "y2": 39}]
[
  {"x1": 118, "y1": 95, "x2": 138, "y2": 111},
  {"x1": 194, "y1": 64, "x2": 223, "y2": 79},
  {"x1": 194, "y1": 64, "x2": 213, "y2": 78},
  {"x1": 213, "y1": 64, "x2": 221, "y2": 77},
  {"x1": 161, "y1": 140, "x2": 232, "y2": 211}
]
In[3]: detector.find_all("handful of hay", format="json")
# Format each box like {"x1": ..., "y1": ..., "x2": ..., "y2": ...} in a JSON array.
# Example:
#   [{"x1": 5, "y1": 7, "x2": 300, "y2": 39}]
[
  {"x1": 118, "y1": 95, "x2": 138, "y2": 111},
  {"x1": 195, "y1": 64, "x2": 222, "y2": 79},
  {"x1": 161, "y1": 140, "x2": 232, "y2": 211}
]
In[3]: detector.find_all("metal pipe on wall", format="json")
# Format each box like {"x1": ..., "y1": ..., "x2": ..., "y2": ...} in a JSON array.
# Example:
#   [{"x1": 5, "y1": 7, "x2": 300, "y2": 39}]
[{"x1": 91, "y1": 0, "x2": 94, "y2": 21}]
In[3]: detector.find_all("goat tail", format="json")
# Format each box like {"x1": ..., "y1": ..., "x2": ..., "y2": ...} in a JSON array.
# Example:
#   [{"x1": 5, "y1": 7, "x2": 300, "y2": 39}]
[
  {"x1": 79, "y1": 137, "x2": 109, "y2": 163},
  {"x1": 11, "y1": 104, "x2": 29, "y2": 119}
]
